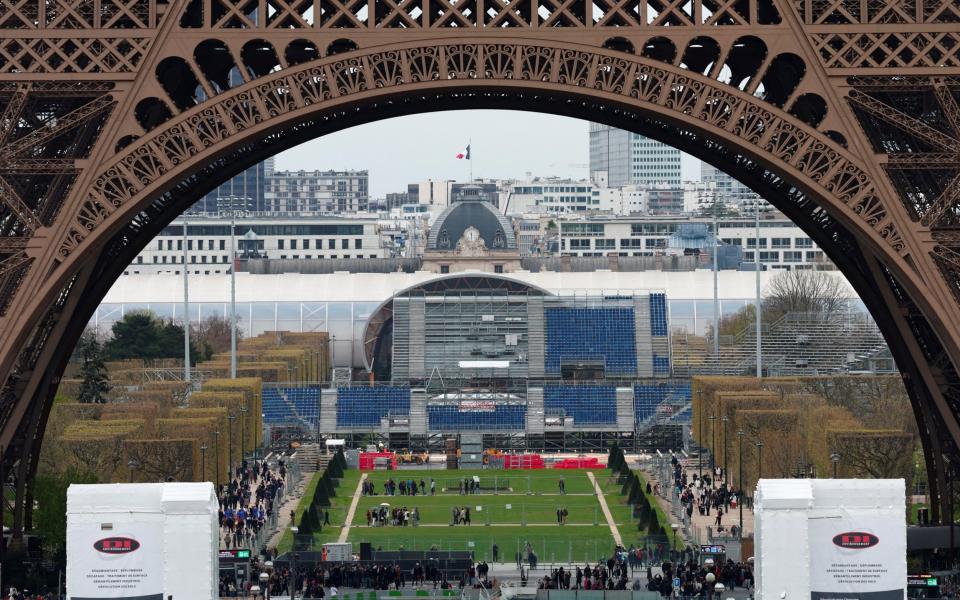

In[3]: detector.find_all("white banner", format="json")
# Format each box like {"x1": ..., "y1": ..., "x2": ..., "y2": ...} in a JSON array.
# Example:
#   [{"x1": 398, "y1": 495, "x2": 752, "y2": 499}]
[
  {"x1": 68, "y1": 522, "x2": 163, "y2": 600},
  {"x1": 809, "y1": 515, "x2": 905, "y2": 600},
  {"x1": 458, "y1": 400, "x2": 496, "y2": 412}
]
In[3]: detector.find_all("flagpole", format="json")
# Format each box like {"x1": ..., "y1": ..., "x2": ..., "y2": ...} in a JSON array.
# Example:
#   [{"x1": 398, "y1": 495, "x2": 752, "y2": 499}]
[{"x1": 469, "y1": 138, "x2": 473, "y2": 182}]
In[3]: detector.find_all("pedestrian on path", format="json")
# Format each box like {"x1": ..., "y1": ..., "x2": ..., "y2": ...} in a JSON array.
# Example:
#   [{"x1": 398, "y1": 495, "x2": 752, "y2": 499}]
[{"x1": 492, "y1": 543, "x2": 499, "y2": 562}]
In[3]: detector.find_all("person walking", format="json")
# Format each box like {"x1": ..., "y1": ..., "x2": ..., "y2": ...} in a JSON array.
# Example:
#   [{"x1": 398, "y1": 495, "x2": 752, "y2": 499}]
[
  {"x1": 430, "y1": 479, "x2": 436, "y2": 495},
  {"x1": 492, "y1": 543, "x2": 499, "y2": 563}
]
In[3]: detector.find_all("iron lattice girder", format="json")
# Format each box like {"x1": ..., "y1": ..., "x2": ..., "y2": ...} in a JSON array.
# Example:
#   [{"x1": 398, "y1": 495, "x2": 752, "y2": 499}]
[
  {"x1": 0, "y1": 95, "x2": 114, "y2": 159},
  {"x1": 935, "y1": 81, "x2": 960, "y2": 134},
  {"x1": 924, "y1": 171, "x2": 960, "y2": 226},
  {"x1": 0, "y1": 85, "x2": 29, "y2": 145},
  {"x1": 0, "y1": 158, "x2": 76, "y2": 173},
  {"x1": 848, "y1": 89, "x2": 960, "y2": 152},
  {"x1": 0, "y1": 176, "x2": 39, "y2": 234},
  {"x1": 886, "y1": 153, "x2": 960, "y2": 168}
]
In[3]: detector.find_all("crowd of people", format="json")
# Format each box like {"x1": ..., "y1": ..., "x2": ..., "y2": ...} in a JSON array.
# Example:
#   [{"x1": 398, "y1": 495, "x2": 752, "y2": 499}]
[
  {"x1": 218, "y1": 458, "x2": 288, "y2": 549},
  {"x1": 369, "y1": 478, "x2": 434, "y2": 496},
  {"x1": 647, "y1": 558, "x2": 754, "y2": 596},
  {"x1": 527, "y1": 546, "x2": 754, "y2": 597},
  {"x1": 366, "y1": 505, "x2": 420, "y2": 526},
  {"x1": 458, "y1": 478, "x2": 482, "y2": 494},
  {"x1": 669, "y1": 456, "x2": 742, "y2": 535},
  {"x1": 247, "y1": 558, "x2": 491, "y2": 598}
]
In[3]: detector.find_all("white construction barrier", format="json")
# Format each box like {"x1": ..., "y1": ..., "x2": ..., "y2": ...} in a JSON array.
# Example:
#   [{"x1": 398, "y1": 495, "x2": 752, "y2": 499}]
[
  {"x1": 67, "y1": 482, "x2": 219, "y2": 600},
  {"x1": 755, "y1": 478, "x2": 906, "y2": 600}
]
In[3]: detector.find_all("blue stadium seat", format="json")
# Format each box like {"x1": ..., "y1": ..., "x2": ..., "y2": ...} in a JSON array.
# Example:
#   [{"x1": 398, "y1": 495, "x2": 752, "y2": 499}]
[
  {"x1": 263, "y1": 387, "x2": 321, "y2": 425},
  {"x1": 336, "y1": 387, "x2": 411, "y2": 427},
  {"x1": 543, "y1": 386, "x2": 617, "y2": 425},
  {"x1": 544, "y1": 308, "x2": 637, "y2": 376},
  {"x1": 649, "y1": 293, "x2": 668, "y2": 337},
  {"x1": 633, "y1": 382, "x2": 692, "y2": 424},
  {"x1": 426, "y1": 404, "x2": 526, "y2": 431},
  {"x1": 653, "y1": 354, "x2": 671, "y2": 374}
]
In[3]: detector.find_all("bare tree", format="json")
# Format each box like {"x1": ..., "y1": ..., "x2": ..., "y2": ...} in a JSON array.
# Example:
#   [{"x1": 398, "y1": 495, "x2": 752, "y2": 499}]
[
  {"x1": 763, "y1": 270, "x2": 850, "y2": 322},
  {"x1": 192, "y1": 315, "x2": 243, "y2": 356},
  {"x1": 831, "y1": 431, "x2": 915, "y2": 491}
]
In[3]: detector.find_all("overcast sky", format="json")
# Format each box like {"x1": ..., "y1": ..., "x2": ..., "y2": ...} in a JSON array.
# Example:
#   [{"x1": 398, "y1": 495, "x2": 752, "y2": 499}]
[{"x1": 276, "y1": 110, "x2": 701, "y2": 198}]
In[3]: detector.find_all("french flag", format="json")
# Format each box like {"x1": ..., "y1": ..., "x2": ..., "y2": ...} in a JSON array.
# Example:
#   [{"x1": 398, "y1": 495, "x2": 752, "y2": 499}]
[{"x1": 456, "y1": 145, "x2": 471, "y2": 160}]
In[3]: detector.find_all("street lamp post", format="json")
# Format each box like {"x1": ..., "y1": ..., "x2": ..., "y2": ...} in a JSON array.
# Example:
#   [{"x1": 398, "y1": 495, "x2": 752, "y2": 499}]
[
  {"x1": 697, "y1": 389, "x2": 703, "y2": 480},
  {"x1": 200, "y1": 444, "x2": 207, "y2": 481},
  {"x1": 756, "y1": 439, "x2": 764, "y2": 480},
  {"x1": 240, "y1": 406, "x2": 248, "y2": 463},
  {"x1": 737, "y1": 431, "x2": 744, "y2": 536},
  {"x1": 830, "y1": 452, "x2": 841, "y2": 478},
  {"x1": 721, "y1": 416, "x2": 729, "y2": 481},
  {"x1": 215, "y1": 429, "x2": 221, "y2": 485},
  {"x1": 230, "y1": 210, "x2": 237, "y2": 379},
  {"x1": 708, "y1": 415, "x2": 717, "y2": 473},
  {"x1": 289, "y1": 526, "x2": 299, "y2": 600},
  {"x1": 183, "y1": 216, "x2": 191, "y2": 383},
  {"x1": 227, "y1": 414, "x2": 236, "y2": 474}
]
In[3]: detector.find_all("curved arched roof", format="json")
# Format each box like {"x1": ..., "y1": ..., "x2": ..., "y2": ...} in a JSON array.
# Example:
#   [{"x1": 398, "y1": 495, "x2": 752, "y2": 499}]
[
  {"x1": 427, "y1": 201, "x2": 517, "y2": 251},
  {"x1": 361, "y1": 273, "x2": 552, "y2": 371}
]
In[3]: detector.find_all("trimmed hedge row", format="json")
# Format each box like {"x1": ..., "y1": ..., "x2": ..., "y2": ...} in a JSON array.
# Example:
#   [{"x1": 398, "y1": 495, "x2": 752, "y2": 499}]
[
  {"x1": 297, "y1": 450, "x2": 347, "y2": 536},
  {"x1": 608, "y1": 443, "x2": 670, "y2": 537}
]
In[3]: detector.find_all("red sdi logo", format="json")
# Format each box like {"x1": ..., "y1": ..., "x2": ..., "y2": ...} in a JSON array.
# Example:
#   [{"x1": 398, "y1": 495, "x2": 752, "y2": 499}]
[
  {"x1": 94, "y1": 537, "x2": 140, "y2": 554},
  {"x1": 832, "y1": 532, "x2": 879, "y2": 549}
]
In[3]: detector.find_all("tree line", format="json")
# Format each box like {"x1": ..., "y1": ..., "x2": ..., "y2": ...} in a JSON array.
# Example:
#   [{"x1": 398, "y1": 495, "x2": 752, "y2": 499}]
[
  {"x1": 608, "y1": 445, "x2": 672, "y2": 539},
  {"x1": 297, "y1": 450, "x2": 347, "y2": 536},
  {"x1": 75, "y1": 311, "x2": 243, "y2": 404}
]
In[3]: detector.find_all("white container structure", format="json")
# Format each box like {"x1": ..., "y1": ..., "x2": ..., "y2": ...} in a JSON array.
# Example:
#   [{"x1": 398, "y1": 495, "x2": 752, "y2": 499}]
[
  {"x1": 67, "y1": 482, "x2": 219, "y2": 600},
  {"x1": 755, "y1": 478, "x2": 906, "y2": 600}
]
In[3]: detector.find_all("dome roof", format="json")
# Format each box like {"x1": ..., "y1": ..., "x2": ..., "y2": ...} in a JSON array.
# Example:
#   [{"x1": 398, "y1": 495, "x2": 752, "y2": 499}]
[{"x1": 427, "y1": 201, "x2": 517, "y2": 251}]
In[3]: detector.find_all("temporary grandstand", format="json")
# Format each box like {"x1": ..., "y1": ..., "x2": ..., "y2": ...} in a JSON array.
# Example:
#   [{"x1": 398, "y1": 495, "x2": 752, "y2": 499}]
[
  {"x1": 258, "y1": 274, "x2": 691, "y2": 451},
  {"x1": 671, "y1": 310, "x2": 894, "y2": 376}
]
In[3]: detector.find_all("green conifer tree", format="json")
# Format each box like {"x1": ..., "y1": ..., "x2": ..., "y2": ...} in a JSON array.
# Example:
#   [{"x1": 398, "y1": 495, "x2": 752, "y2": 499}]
[{"x1": 77, "y1": 334, "x2": 111, "y2": 404}]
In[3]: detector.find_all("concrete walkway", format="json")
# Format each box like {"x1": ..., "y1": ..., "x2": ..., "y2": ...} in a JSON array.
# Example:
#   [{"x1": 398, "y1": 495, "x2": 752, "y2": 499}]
[
  {"x1": 338, "y1": 473, "x2": 368, "y2": 543},
  {"x1": 586, "y1": 471, "x2": 622, "y2": 546},
  {"x1": 265, "y1": 466, "x2": 312, "y2": 551}
]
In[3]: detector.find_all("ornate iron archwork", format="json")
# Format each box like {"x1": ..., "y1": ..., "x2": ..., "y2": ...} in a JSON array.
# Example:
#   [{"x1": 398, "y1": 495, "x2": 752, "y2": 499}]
[{"x1": 0, "y1": 0, "x2": 959, "y2": 545}]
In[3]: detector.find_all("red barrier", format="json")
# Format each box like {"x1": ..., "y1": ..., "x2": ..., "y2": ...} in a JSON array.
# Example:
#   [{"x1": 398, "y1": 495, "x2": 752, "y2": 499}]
[
  {"x1": 359, "y1": 452, "x2": 398, "y2": 471},
  {"x1": 500, "y1": 454, "x2": 545, "y2": 469},
  {"x1": 553, "y1": 457, "x2": 605, "y2": 469}
]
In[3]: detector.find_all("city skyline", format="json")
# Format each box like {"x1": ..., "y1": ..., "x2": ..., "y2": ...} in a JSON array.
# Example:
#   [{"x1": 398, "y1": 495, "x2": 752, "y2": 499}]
[{"x1": 276, "y1": 111, "x2": 702, "y2": 197}]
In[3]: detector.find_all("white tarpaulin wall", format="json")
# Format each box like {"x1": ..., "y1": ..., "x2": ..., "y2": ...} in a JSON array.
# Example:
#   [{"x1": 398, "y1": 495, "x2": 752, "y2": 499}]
[
  {"x1": 67, "y1": 482, "x2": 218, "y2": 600},
  {"x1": 755, "y1": 479, "x2": 906, "y2": 600}
]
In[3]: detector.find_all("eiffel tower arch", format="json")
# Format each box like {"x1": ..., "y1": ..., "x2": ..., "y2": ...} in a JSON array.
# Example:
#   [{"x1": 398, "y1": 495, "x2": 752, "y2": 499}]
[{"x1": 0, "y1": 0, "x2": 959, "y2": 541}]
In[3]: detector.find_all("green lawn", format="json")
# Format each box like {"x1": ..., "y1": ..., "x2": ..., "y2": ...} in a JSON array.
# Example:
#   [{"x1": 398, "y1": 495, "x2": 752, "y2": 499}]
[
  {"x1": 345, "y1": 468, "x2": 667, "y2": 562},
  {"x1": 276, "y1": 467, "x2": 676, "y2": 560},
  {"x1": 277, "y1": 469, "x2": 363, "y2": 553},
  {"x1": 349, "y1": 524, "x2": 616, "y2": 564}
]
